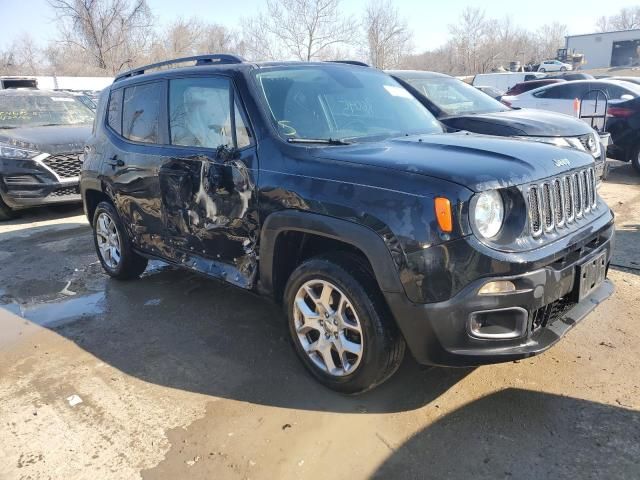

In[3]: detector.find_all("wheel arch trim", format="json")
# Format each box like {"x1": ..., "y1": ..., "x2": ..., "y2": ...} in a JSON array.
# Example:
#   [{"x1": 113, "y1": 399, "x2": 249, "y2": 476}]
[{"x1": 258, "y1": 210, "x2": 404, "y2": 297}]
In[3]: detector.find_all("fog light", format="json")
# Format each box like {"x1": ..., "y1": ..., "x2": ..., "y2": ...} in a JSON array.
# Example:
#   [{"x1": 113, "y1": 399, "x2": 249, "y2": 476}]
[
  {"x1": 478, "y1": 280, "x2": 516, "y2": 295},
  {"x1": 469, "y1": 307, "x2": 528, "y2": 339}
]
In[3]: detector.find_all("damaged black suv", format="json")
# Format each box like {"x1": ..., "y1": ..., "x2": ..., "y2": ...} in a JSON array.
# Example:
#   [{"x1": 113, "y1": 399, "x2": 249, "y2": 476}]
[{"x1": 81, "y1": 55, "x2": 614, "y2": 393}]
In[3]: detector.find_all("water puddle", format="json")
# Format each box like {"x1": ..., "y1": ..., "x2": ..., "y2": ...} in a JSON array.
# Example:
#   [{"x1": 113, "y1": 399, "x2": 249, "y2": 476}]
[{"x1": 7, "y1": 292, "x2": 106, "y2": 328}]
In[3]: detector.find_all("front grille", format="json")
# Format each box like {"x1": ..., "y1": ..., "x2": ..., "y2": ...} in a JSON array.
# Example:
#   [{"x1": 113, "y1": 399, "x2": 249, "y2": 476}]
[
  {"x1": 42, "y1": 153, "x2": 82, "y2": 178},
  {"x1": 527, "y1": 167, "x2": 597, "y2": 238},
  {"x1": 49, "y1": 186, "x2": 79, "y2": 197},
  {"x1": 531, "y1": 296, "x2": 577, "y2": 331}
]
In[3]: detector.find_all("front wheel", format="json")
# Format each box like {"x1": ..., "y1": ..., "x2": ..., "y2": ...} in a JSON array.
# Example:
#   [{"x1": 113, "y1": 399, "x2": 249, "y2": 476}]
[
  {"x1": 93, "y1": 201, "x2": 148, "y2": 279},
  {"x1": 560, "y1": 66, "x2": 567, "y2": 71},
  {"x1": 539, "y1": 68, "x2": 546, "y2": 72},
  {"x1": 284, "y1": 253, "x2": 405, "y2": 394},
  {"x1": 631, "y1": 144, "x2": 640, "y2": 174},
  {"x1": 0, "y1": 196, "x2": 17, "y2": 221}
]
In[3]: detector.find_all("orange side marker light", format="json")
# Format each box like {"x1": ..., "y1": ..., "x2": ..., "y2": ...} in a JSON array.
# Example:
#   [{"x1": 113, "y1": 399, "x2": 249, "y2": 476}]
[{"x1": 435, "y1": 197, "x2": 453, "y2": 233}]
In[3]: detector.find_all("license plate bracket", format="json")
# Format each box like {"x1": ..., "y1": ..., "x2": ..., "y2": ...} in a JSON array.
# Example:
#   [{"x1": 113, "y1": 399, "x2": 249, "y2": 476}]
[{"x1": 577, "y1": 251, "x2": 607, "y2": 301}]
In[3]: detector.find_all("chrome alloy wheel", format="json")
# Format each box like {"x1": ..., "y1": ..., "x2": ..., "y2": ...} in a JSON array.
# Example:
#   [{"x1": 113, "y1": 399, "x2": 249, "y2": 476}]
[
  {"x1": 96, "y1": 212, "x2": 122, "y2": 269},
  {"x1": 293, "y1": 279, "x2": 364, "y2": 376}
]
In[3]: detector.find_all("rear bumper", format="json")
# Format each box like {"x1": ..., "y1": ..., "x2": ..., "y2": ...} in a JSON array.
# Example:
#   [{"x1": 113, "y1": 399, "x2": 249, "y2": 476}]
[
  {"x1": 0, "y1": 157, "x2": 81, "y2": 209},
  {"x1": 386, "y1": 218, "x2": 615, "y2": 367}
]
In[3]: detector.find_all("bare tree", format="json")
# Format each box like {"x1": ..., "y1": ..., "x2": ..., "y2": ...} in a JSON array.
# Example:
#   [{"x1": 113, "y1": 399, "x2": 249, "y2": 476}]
[
  {"x1": 244, "y1": 0, "x2": 357, "y2": 61},
  {"x1": 47, "y1": 0, "x2": 154, "y2": 73},
  {"x1": 596, "y1": 6, "x2": 640, "y2": 32},
  {"x1": 362, "y1": 0, "x2": 413, "y2": 68},
  {"x1": 535, "y1": 22, "x2": 567, "y2": 61}
]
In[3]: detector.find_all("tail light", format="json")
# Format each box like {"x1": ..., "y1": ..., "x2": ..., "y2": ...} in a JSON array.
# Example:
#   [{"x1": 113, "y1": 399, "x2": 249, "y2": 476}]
[{"x1": 607, "y1": 106, "x2": 634, "y2": 118}]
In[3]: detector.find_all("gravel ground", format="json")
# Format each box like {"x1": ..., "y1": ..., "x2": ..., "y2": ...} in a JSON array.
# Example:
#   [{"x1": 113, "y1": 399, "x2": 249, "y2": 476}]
[{"x1": 0, "y1": 160, "x2": 639, "y2": 480}]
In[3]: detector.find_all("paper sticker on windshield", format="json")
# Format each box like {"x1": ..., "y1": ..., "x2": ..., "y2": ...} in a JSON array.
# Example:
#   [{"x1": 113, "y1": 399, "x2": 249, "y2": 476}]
[
  {"x1": 384, "y1": 85, "x2": 413, "y2": 99},
  {"x1": 51, "y1": 97, "x2": 74, "y2": 102}
]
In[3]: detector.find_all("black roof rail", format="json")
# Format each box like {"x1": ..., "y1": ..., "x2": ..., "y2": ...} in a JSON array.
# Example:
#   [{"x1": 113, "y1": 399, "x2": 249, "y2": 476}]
[
  {"x1": 326, "y1": 60, "x2": 371, "y2": 67},
  {"x1": 114, "y1": 54, "x2": 246, "y2": 82}
]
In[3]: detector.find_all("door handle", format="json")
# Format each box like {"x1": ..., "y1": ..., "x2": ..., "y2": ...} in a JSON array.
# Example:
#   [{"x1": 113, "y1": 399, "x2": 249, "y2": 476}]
[{"x1": 106, "y1": 155, "x2": 125, "y2": 168}]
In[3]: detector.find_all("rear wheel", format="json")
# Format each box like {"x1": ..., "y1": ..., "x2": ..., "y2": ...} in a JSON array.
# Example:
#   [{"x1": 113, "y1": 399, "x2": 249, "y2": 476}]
[
  {"x1": 0, "y1": 196, "x2": 17, "y2": 221},
  {"x1": 93, "y1": 201, "x2": 148, "y2": 279},
  {"x1": 539, "y1": 68, "x2": 546, "y2": 72},
  {"x1": 284, "y1": 253, "x2": 405, "y2": 394},
  {"x1": 560, "y1": 66, "x2": 567, "y2": 71}
]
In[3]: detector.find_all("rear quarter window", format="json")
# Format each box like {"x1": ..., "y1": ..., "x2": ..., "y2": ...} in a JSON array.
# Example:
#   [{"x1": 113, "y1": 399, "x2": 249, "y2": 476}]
[{"x1": 107, "y1": 89, "x2": 123, "y2": 134}]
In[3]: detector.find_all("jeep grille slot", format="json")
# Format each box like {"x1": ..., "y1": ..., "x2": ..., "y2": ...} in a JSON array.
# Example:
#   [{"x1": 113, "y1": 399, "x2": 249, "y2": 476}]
[
  {"x1": 528, "y1": 186, "x2": 542, "y2": 237},
  {"x1": 526, "y1": 167, "x2": 597, "y2": 238},
  {"x1": 542, "y1": 183, "x2": 553, "y2": 231}
]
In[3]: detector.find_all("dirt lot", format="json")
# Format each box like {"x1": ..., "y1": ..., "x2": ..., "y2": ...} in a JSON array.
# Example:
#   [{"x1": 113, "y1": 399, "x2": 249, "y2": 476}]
[{"x1": 0, "y1": 161, "x2": 639, "y2": 480}]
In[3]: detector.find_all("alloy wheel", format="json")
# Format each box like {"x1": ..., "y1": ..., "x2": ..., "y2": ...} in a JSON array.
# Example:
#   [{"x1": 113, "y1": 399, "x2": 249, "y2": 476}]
[
  {"x1": 96, "y1": 212, "x2": 122, "y2": 269},
  {"x1": 293, "y1": 279, "x2": 364, "y2": 376}
]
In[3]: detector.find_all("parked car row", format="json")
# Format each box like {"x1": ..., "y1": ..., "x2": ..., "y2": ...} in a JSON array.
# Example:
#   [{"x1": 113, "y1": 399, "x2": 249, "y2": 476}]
[{"x1": 72, "y1": 55, "x2": 615, "y2": 393}]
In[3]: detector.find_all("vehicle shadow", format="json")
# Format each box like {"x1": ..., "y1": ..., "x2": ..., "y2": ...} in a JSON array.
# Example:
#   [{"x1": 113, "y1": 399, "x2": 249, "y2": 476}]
[
  {"x1": 372, "y1": 388, "x2": 640, "y2": 479},
  {"x1": 2, "y1": 204, "x2": 84, "y2": 226},
  {"x1": 604, "y1": 159, "x2": 640, "y2": 186},
  {"x1": 611, "y1": 223, "x2": 640, "y2": 276},
  {"x1": 52, "y1": 266, "x2": 472, "y2": 413}
]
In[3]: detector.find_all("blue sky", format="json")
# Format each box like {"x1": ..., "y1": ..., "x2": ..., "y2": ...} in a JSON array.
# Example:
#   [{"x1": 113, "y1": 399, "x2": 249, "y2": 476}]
[{"x1": 1, "y1": 0, "x2": 633, "y2": 50}]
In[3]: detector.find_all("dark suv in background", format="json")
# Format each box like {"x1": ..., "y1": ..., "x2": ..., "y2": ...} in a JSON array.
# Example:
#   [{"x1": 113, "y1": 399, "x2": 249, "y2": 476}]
[
  {"x1": 81, "y1": 55, "x2": 614, "y2": 393},
  {"x1": 0, "y1": 89, "x2": 94, "y2": 220}
]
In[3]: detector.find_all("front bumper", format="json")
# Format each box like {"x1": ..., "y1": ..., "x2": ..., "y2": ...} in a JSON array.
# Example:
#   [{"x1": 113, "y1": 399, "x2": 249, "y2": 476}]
[
  {"x1": 386, "y1": 217, "x2": 615, "y2": 367},
  {"x1": 0, "y1": 155, "x2": 81, "y2": 209}
]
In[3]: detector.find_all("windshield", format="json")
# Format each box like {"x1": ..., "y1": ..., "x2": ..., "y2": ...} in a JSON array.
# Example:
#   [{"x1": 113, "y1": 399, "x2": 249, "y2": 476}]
[
  {"x1": 255, "y1": 66, "x2": 442, "y2": 142},
  {"x1": 0, "y1": 94, "x2": 95, "y2": 128},
  {"x1": 401, "y1": 77, "x2": 509, "y2": 115}
]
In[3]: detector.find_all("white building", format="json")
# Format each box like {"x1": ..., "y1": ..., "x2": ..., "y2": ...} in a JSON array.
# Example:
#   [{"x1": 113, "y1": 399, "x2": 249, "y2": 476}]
[{"x1": 566, "y1": 29, "x2": 640, "y2": 69}]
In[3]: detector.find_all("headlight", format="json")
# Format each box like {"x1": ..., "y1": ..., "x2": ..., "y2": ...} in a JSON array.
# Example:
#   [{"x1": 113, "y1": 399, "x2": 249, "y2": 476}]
[
  {"x1": 0, "y1": 143, "x2": 39, "y2": 159},
  {"x1": 519, "y1": 133, "x2": 601, "y2": 158},
  {"x1": 472, "y1": 190, "x2": 504, "y2": 239}
]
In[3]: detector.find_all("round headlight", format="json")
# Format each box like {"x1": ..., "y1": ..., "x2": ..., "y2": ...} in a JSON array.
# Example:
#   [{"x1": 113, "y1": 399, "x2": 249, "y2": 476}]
[{"x1": 473, "y1": 190, "x2": 504, "y2": 238}]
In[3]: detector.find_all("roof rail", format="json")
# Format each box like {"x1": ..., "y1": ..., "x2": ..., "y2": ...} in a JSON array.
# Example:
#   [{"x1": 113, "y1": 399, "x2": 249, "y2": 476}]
[
  {"x1": 114, "y1": 54, "x2": 246, "y2": 82},
  {"x1": 326, "y1": 60, "x2": 370, "y2": 67}
]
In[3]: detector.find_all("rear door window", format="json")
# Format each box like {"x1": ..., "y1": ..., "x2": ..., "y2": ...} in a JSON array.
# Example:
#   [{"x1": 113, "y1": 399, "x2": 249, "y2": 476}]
[{"x1": 122, "y1": 82, "x2": 161, "y2": 144}]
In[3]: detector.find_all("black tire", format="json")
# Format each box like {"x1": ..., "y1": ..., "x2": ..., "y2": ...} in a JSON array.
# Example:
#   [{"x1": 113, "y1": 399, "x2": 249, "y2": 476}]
[
  {"x1": 560, "y1": 66, "x2": 567, "y2": 71},
  {"x1": 0, "y1": 196, "x2": 17, "y2": 221},
  {"x1": 92, "y1": 201, "x2": 148, "y2": 280},
  {"x1": 631, "y1": 144, "x2": 640, "y2": 174},
  {"x1": 284, "y1": 252, "x2": 405, "y2": 394},
  {"x1": 539, "y1": 68, "x2": 546, "y2": 73}
]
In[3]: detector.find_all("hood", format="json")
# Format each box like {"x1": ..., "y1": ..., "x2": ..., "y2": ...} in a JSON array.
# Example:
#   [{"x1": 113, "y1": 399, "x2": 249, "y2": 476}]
[
  {"x1": 312, "y1": 133, "x2": 595, "y2": 192},
  {"x1": 0, "y1": 125, "x2": 92, "y2": 154},
  {"x1": 440, "y1": 109, "x2": 591, "y2": 137}
]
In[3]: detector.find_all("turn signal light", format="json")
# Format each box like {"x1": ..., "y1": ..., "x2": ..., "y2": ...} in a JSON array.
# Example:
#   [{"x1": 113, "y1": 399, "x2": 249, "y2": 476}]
[{"x1": 434, "y1": 197, "x2": 453, "y2": 233}]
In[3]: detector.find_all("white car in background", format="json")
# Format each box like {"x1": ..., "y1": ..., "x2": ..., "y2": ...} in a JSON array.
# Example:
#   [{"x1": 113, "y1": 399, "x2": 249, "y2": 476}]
[
  {"x1": 538, "y1": 60, "x2": 573, "y2": 72},
  {"x1": 501, "y1": 80, "x2": 640, "y2": 125}
]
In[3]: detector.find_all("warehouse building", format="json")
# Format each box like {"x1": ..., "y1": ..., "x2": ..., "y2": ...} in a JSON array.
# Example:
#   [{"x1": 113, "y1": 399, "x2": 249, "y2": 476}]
[{"x1": 566, "y1": 29, "x2": 640, "y2": 69}]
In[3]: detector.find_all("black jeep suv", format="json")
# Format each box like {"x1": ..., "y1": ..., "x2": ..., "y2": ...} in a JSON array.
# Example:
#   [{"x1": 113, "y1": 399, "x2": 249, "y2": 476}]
[
  {"x1": 81, "y1": 55, "x2": 614, "y2": 393},
  {"x1": 0, "y1": 89, "x2": 94, "y2": 219}
]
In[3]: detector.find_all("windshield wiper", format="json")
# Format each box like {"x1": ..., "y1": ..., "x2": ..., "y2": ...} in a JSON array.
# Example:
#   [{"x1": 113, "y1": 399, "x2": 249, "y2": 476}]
[
  {"x1": 39, "y1": 123, "x2": 64, "y2": 127},
  {"x1": 0, "y1": 126, "x2": 16, "y2": 129},
  {"x1": 287, "y1": 137, "x2": 351, "y2": 145}
]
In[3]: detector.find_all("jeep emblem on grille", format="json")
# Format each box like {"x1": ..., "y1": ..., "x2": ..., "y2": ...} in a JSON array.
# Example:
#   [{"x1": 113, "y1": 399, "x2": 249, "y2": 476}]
[{"x1": 553, "y1": 158, "x2": 571, "y2": 167}]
